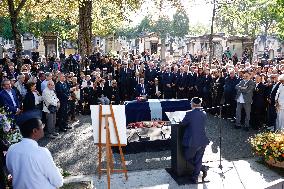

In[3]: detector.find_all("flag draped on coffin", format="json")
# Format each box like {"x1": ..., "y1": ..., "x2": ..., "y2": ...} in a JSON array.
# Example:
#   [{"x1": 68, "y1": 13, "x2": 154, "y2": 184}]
[{"x1": 125, "y1": 99, "x2": 191, "y2": 125}]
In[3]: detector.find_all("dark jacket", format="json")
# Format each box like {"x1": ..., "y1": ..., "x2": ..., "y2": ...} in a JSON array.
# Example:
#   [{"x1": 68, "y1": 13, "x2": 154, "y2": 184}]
[
  {"x1": 252, "y1": 82, "x2": 267, "y2": 108},
  {"x1": 224, "y1": 76, "x2": 238, "y2": 96},
  {"x1": 181, "y1": 108, "x2": 209, "y2": 150},
  {"x1": 22, "y1": 91, "x2": 36, "y2": 112}
]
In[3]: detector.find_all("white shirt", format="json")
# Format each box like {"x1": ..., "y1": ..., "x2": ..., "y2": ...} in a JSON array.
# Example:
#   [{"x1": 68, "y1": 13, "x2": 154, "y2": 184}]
[
  {"x1": 6, "y1": 138, "x2": 63, "y2": 189},
  {"x1": 33, "y1": 92, "x2": 42, "y2": 105},
  {"x1": 155, "y1": 85, "x2": 159, "y2": 93},
  {"x1": 237, "y1": 93, "x2": 245, "y2": 103},
  {"x1": 237, "y1": 80, "x2": 248, "y2": 104},
  {"x1": 42, "y1": 88, "x2": 59, "y2": 113},
  {"x1": 41, "y1": 80, "x2": 48, "y2": 92},
  {"x1": 276, "y1": 83, "x2": 284, "y2": 109}
]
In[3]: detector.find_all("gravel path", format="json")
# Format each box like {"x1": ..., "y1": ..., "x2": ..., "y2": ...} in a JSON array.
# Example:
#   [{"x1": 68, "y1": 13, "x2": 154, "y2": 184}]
[{"x1": 39, "y1": 114, "x2": 258, "y2": 176}]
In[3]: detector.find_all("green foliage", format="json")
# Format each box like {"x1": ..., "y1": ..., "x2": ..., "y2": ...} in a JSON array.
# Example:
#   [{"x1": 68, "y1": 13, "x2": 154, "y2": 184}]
[
  {"x1": 171, "y1": 8, "x2": 189, "y2": 38},
  {"x1": 215, "y1": 0, "x2": 280, "y2": 38},
  {"x1": 188, "y1": 23, "x2": 210, "y2": 36},
  {"x1": 0, "y1": 17, "x2": 13, "y2": 39},
  {"x1": 0, "y1": 14, "x2": 76, "y2": 40},
  {"x1": 136, "y1": 16, "x2": 153, "y2": 34},
  {"x1": 152, "y1": 15, "x2": 172, "y2": 39}
]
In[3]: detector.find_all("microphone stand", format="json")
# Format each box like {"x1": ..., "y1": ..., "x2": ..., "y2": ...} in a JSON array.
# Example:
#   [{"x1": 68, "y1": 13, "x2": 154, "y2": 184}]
[{"x1": 203, "y1": 104, "x2": 233, "y2": 179}]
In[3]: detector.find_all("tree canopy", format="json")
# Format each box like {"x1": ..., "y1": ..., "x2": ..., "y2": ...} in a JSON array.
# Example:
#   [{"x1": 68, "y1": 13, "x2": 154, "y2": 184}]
[{"x1": 215, "y1": 0, "x2": 282, "y2": 38}]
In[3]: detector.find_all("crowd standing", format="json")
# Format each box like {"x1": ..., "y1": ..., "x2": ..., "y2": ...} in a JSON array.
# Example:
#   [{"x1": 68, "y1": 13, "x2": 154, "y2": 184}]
[
  {"x1": 0, "y1": 46, "x2": 284, "y2": 188},
  {"x1": 0, "y1": 48, "x2": 284, "y2": 132}
]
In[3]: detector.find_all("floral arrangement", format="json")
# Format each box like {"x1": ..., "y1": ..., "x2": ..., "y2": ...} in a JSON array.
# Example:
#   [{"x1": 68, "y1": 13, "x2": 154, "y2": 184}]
[
  {"x1": 0, "y1": 108, "x2": 22, "y2": 145},
  {"x1": 249, "y1": 131, "x2": 284, "y2": 162},
  {"x1": 127, "y1": 121, "x2": 170, "y2": 129},
  {"x1": 136, "y1": 96, "x2": 147, "y2": 102}
]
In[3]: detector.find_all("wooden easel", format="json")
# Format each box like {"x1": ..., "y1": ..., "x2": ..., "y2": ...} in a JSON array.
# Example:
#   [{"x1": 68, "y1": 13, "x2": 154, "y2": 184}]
[{"x1": 97, "y1": 104, "x2": 128, "y2": 189}]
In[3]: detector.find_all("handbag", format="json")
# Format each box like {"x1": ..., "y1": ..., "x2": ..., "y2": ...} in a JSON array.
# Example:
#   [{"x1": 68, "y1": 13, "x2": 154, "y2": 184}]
[{"x1": 48, "y1": 105, "x2": 57, "y2": 113}]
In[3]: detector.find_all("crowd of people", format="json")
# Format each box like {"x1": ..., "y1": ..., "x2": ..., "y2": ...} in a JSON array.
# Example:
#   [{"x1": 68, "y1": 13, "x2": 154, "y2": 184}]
[
  {"x1": 0, "y1": 47, "x2": 284, "y2": 188},
  {"x1": 1, "y1": 49, "x2": 284, "y2": 132}
]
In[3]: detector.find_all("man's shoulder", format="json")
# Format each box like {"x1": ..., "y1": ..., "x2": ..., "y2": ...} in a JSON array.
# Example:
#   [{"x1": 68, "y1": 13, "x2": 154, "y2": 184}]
[{"x1": 0, "y1": 90, "x2": 5, "y2": 95}]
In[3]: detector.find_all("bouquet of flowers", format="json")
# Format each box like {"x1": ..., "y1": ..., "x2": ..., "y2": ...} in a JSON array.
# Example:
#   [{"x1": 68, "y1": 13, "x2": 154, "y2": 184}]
[
  {"x1": 136, "y1": 96, "x2": 147, "y2": 102},
  {"x1": 0, "y1": 108, "x2": 22, "y2": 145},
  {"x1": 127, "y1": 121, "x2": 168, "y2": 129},
  {"x1": 249, "y1": 131, "x2": 284, "y2": 163}
]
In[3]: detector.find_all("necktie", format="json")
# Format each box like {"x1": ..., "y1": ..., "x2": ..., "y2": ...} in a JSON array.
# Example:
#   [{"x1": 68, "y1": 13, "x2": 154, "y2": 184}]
[{"x1": 109, "y1": 80, "x2": 111, "y2": 86}]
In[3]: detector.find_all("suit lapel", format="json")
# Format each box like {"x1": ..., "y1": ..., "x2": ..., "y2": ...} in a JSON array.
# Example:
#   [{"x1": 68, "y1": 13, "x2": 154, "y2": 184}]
[{"x1": 3, "y1": 90, "x2": 15, "y2": 106}]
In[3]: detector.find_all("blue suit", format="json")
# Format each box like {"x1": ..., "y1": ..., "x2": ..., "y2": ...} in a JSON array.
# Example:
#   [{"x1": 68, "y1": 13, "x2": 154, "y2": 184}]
[
  {"x1": 0, "y1": 89, "x2": 20, "y2": 118},
  {"x1": 182, "y1": 108, "x2": 209, "y2": 181}
]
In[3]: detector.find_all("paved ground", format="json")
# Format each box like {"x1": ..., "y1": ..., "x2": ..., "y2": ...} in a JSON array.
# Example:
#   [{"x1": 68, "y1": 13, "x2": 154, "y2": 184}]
[
  {"x1": 39, "y1": 114, "x2": 259, "y2": 176},
  {"x1": 64, "y1": 158, "x2": 284, "y2": 189}
]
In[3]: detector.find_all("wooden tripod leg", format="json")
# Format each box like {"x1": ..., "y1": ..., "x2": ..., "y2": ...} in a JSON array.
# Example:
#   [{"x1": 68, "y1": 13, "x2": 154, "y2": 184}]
[
  {"x1": 98, "y1": 105, "x2": 103, "y2": 179},
  {"x1": 105, "y1": 116, "x2": 111, "y2": 189},
  {"x1": 110, "y1": 105, "x2": 128, "y2": 180},
  {"x1": 109, "y1": 138, "x2": 114, "y2": 171}
]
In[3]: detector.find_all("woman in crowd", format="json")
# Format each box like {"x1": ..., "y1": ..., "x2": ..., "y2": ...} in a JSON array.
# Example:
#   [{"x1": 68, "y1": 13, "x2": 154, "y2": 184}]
[{"x1": 22, "y1": 82, "x2": 43, "y2": 112}]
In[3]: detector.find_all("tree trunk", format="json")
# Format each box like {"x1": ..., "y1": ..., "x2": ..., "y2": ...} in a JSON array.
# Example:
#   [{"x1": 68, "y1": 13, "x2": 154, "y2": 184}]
[
  {"x1": 10, "y1": 16, "x2": 23, "y2": 69},
  {"x1": 160, "y1": 38, "x2": 166, "y2": 61},
  {"x1": 7, "y1": 0, "x2": 27, "y2": 70},
  {"x1": 78, "y1": 0, "x2": 93, "y2": 59},
  {"x1": 209, "y1": 0, "x2": 216, "y2": 68}
]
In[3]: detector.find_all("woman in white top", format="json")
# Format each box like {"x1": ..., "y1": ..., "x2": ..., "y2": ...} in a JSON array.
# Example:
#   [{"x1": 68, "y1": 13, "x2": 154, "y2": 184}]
[
  {"x1": 275, "y1": 74, "x2": 284, "y2": 131},
  {"x1": 42, "y1": 80, "x2": 60, "y2": 138}
]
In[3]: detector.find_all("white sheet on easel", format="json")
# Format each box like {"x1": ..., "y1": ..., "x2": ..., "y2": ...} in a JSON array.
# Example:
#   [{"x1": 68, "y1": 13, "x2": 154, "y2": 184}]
[{"x1": 90, "y1": 105, "x2": 127, "y2": 145}]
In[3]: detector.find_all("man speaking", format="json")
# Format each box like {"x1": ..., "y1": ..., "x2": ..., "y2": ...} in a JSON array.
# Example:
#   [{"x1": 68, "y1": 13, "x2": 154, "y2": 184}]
[{"x1": 181, "y1": 97, "x2": 209, "y2": 184}]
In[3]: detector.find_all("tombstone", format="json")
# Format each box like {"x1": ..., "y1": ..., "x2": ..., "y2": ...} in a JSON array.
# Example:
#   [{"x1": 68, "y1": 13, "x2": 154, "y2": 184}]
[{"x1": 43, "y1": 33, "x2": 59, "y2": 58}]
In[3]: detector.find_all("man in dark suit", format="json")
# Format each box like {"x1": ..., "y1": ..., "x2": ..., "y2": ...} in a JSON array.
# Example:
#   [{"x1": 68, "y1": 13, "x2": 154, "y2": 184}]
[
  {"x1": 0, "y1": 79, "x2": 21, "y2": 119},
  {"x1": 251, "y1": 74, "x2": 267, "y2": 129},
  {"x1": 182, "y1": 97, "x2": 209, "y2": 183},
  {"x1": 267, "y1": 74, "x2": 280, "y2": 130},
  {"x1": 148, "y1": 78, "x2": 163, "y2": 99},
  {"x1": 110, "y1": 80, "x2": 120, "y2": 105},
  {"x1": 176, "y1": 66, "x2": 188, "y2": 99},
  {"x1": 135, "y1": 78, "x2": 148, "y2": 97},
  {"x1": 223, "y1": 70, "x2": 239, "y2": 119},
  {"x1": 55, "y1": 73, "x2": 71, "y2": 132},
  {"x1": 162, "y1": 67, "x2": 174, "y2": 99},
  {"x1": 119, "y1": 63, "x2": 132, "y2": 101},
  {"x1": 144, "y1": 62, "x2": 157, "y2": 84},
  {"x1": 97, "y1": 79, "x2": 111, "y2": 105}
]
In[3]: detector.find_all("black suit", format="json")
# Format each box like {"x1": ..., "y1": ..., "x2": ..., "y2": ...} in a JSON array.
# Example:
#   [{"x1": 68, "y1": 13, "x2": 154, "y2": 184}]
[
  {"x1": 268, "y1": 82, "x2": 280, "y2": 128},
  {"x1": 251, "y1": 82, "x2": 267, "y2": 129},
  {"x1": 22, "y1": 91, "x2": 36, "y2": 112},
  {"x1": 162, "y1": 72, "x2": 174, "y2": 99},
  {"x1": 97, "y1": 85, "x2": 112, "y2": 100},
  {"x1": 55, "y1": 81, "x2": 70, "y2": 129},
  {"x1": 148, "y1": 83, "x2": 163, "y2": 99},
  {"x1": 145, "y1": 68, "x2": 157, "y2": 84},
  {"x1": 119, "y1": 68, "x2": 132, "y2": 101},
  {"x1": 176, "y1": 73, "x2": 188, "y2": 99},
  {"x1": 110, "y1": 87, "x2": 120, "y2": 104}
]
